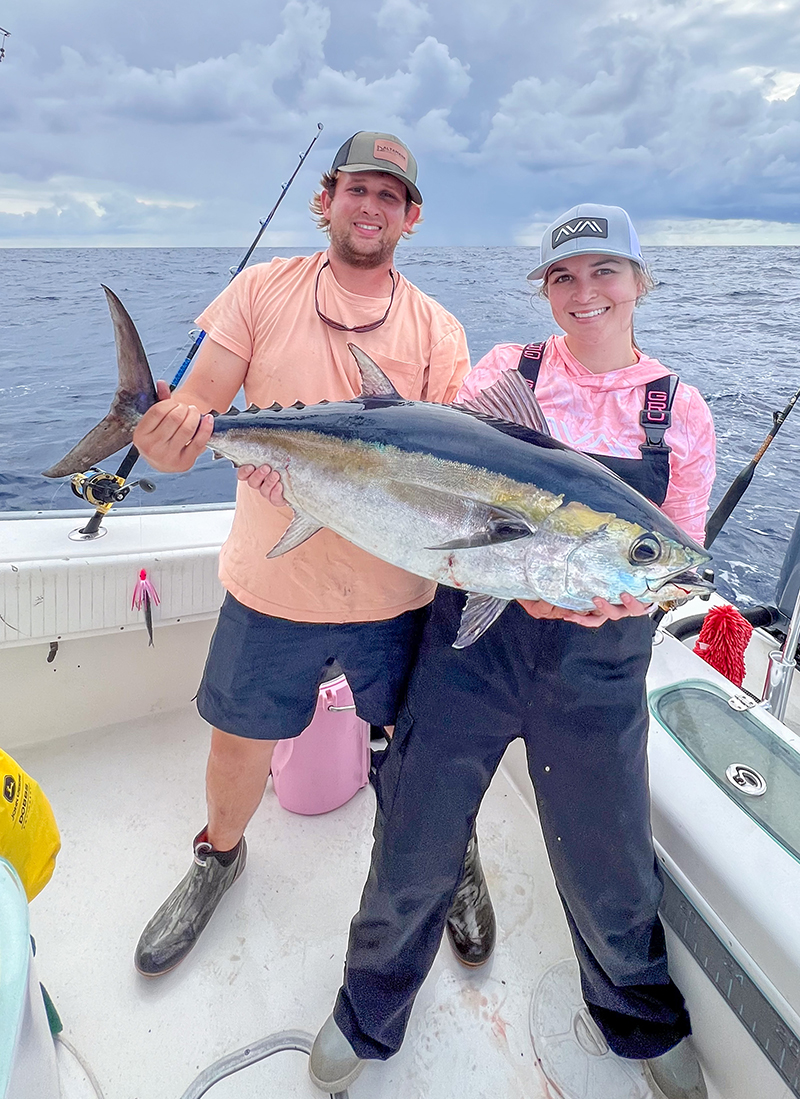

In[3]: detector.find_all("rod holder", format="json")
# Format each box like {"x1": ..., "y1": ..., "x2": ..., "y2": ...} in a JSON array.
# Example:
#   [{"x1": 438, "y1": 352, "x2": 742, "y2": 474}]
[{"x1": 762, "y1": 581, "x2": 800, "y2": 723}]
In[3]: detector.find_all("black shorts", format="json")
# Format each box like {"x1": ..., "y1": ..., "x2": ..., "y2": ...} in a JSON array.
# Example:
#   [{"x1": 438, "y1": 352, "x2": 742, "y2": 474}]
[{"x1": 196, "y1": 593, "x2": 430, "y2": 740}]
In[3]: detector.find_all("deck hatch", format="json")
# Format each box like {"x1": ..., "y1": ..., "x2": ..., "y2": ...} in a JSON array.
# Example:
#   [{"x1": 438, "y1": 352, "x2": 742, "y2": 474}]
[{"x1": 649, "y1": 680, "x2": 800, "y2": 865}]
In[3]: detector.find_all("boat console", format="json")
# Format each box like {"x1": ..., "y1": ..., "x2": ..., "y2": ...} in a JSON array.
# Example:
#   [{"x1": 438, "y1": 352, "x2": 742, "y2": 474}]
[{"x1": 0, "y1": 859, "x2": 60, "y2": 1099}]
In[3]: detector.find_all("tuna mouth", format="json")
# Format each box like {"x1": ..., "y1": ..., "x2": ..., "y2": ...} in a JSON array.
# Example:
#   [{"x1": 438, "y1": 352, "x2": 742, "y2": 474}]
[{"x1": 646, "y1": 568, "x2": 714, "y2": 597}]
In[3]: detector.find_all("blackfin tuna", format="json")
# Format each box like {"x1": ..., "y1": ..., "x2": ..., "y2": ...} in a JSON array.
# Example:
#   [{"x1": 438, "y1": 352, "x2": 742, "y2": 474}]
[{"x1": 43, "y1": 286, "x2": 712, "y2": 646}]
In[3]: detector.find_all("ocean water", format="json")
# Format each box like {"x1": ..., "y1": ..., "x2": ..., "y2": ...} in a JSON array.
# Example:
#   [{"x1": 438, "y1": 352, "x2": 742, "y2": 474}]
[{"x1": 1, "y1": 245, "x2": 799, "y2": 609}]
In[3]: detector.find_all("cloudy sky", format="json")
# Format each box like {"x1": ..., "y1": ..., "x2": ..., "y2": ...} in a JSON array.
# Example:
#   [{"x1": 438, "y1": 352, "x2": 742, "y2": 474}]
[{"x1": 2, "y1": 0, "x2": 800, "y2": 247}]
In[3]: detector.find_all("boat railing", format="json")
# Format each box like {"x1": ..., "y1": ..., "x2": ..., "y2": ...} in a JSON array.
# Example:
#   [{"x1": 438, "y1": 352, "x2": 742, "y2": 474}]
[{"x1": 0, "y1": 502, "x2": 235, "y2": 522}]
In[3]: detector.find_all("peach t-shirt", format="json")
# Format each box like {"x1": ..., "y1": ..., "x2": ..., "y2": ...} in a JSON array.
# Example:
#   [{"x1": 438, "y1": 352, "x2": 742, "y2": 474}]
[
  {"x1": 459, "y1": 336, "x2": 716, "y2": 544},
  {"x1": 196, "y1": 251, "x2": 470, "y2": 622}
]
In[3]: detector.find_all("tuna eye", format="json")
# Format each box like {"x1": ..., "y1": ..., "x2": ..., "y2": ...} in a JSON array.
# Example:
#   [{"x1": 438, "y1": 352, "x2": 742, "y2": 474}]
[{"x1": 629, "y1": 533, "x2": 662, "y2": 565}]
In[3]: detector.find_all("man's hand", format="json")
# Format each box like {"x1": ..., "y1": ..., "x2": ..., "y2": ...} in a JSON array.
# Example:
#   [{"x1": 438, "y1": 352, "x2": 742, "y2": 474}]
[
  {"x1": 518, "y1": 592, "x2": 653, "y2": 628},
  {"x1": 516, "y1": 599, "x2": 572, "y2": 621},
  {"x1": 133, "y1": 380, "x2": 214, "y2": 472},
  {"x1": 236, "y1": 464, "x2": 286, "y2": 507}
]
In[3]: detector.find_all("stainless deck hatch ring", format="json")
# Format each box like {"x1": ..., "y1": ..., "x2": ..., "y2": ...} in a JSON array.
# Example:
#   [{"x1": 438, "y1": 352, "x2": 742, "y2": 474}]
[{"x1": 725, "y1": 763, "x2": 767, "y2": 797}]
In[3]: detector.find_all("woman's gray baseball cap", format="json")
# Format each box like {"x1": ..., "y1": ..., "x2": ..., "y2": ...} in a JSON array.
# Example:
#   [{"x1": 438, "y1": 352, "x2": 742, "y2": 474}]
[
  {"x1": 527, "y1": 203, "x2": 645, "y2": 281},
  {"x1": 331, "y1": 132, "x2": 422, "y2": 205}
]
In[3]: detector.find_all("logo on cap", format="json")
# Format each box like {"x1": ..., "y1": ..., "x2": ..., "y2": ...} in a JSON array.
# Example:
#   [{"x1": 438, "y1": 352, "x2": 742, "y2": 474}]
[
  {"x1": 552, "y1": 217, "x2": 609, "y2": 249},
  {"x1": 3, "y1": 774, "x2": 16, "y2": 802},
  {"x1": 374, "y1": 140, "x2": 408, "y2": 172}
]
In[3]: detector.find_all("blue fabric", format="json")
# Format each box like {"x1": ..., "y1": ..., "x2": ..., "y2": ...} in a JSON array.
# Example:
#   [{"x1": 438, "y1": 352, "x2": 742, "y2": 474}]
[
  {"x1": 332, "y1": 377, "x2": 694, "y2": 1063},
  {"x1": 196, "y1": 593, "x2": 429, "y2": 739},
  {"x1": 335, "y1": 591, "x2": 691, "y2": 1062}
]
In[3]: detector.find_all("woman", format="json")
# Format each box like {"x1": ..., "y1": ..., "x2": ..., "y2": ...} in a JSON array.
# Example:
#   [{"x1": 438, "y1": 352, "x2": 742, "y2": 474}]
[{"x1": 309, "y1": 204, "x2": 715, "y2": 1099}]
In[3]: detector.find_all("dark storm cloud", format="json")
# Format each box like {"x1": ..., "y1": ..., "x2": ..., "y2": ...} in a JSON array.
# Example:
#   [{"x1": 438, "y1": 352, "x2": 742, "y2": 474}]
[{"x1": 1, "y1": 0, "x2": 799, "y2": 245}]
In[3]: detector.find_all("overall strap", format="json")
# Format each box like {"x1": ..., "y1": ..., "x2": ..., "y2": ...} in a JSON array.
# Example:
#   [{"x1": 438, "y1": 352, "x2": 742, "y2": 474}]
[
  {"x1": 516, "y1": 345, "x2": 680, "y2": 447},
  {"x1": 516, "y1": 342, "x2": 547, "y2": 388},
  {"x1": 514, "y1": 345, "x2": 680, "y2": 506},
  {"x1": 619, "y1": 373, "x2": 680, "y2": 505},
  {"x1": 640, "y1": 374, "x2": 679, "y2": 453}
]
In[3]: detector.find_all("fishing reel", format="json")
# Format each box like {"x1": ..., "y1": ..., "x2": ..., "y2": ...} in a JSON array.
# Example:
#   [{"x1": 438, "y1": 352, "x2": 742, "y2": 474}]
[{"x1": 70, "y1": 468, "x2": 156, "y2": 513}]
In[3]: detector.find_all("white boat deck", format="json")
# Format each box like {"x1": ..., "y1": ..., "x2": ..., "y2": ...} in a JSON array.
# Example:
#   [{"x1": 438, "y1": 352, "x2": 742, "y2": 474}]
[
  {"x1": 6, "y1": 635, "x2": 794, "y2": 1099},
  {"x1": 17, "y1": 705, "x2": 592, "y2": 1099},
  {"x1": 4, "y1": 510, "x2": 797, "y2": 1099}
]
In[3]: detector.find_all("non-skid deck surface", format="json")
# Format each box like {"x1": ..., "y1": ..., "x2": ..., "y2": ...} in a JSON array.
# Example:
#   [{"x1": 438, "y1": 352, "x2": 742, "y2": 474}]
[{"x1": 20, "y1": 706, "x2": 657, "y2": 1099}]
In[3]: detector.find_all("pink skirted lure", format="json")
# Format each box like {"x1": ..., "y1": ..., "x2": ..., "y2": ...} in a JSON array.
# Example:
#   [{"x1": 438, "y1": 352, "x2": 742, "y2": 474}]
[{"x1": 132, "y1": 569, "x2": 160, "y2": 646}]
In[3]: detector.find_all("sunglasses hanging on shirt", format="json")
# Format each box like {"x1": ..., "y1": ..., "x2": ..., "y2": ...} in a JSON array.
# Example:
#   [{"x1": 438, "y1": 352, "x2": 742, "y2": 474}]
[{"x1": 314, "y1": 260, "x2": 397, "y2": 333}]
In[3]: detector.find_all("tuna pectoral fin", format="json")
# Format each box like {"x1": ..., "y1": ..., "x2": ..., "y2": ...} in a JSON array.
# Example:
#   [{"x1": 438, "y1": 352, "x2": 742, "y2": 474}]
[
  {"x1": 42, "y1": 415, "x2": 135, "y2": 478},
  {"x1": 453, "y1": 593, "x2": 511, "y2": 649},
  {"x1": 266, "y1": 511, "x2": 324, "y2": 558},
  {"x1": 388, "y1": 481, "x2": 534, "y2": 549},
  {"x1": 429, "y1": 515, "x2": 532, "y2": 550}
]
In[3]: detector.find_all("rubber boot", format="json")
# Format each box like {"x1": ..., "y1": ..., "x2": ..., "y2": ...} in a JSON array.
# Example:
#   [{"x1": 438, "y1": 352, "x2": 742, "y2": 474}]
[
  {"x1": 309, "y1": 1014, "x2": 365, "y2": 1093},
  {"x1": 644, "y1": 1038, "x2": 708, "y2": 1099},
  {"x1": 134, "y1": 828, "x2": 247, "y2": 976},
  {"x1": 445, "y1": 827, "x2": 496, "y2": 967}
]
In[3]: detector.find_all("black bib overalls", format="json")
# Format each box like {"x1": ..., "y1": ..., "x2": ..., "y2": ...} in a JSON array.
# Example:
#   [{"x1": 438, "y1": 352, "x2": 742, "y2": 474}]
[{"x1": 334, "y1": 349, "x2": 692, "y2": 1063}]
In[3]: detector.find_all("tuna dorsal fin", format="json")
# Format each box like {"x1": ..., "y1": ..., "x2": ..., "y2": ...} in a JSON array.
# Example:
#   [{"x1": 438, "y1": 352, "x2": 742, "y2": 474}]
[
  {"x1": 454, "y1": 369, "x2": 551, "y2": 435},
  {"x1": 347, "y1": 343, "x2": 402, "y2": 399},
  {"x1": 453, "y1": 593, "x2": 511, "y2": 649}
]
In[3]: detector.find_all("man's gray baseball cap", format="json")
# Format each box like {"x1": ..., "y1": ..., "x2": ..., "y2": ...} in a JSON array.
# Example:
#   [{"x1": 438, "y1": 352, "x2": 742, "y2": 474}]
[
  {"x1": 527, "y1": 203, "x2": 645, "y2": 281},
  {"x1": 331, "y1": 131, "x2": 422, "y2": 205}
]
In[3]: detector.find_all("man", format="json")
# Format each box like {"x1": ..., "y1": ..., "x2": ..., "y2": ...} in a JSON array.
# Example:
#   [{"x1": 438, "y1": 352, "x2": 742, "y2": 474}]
[{"x1": 131, "y1": 131, "x2": 495, "y2": 977}]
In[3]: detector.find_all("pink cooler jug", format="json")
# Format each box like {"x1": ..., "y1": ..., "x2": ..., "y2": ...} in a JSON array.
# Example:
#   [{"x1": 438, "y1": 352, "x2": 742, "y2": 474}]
[{"x1": 271, "y1": 673, "x2": 371, "y2": 815}]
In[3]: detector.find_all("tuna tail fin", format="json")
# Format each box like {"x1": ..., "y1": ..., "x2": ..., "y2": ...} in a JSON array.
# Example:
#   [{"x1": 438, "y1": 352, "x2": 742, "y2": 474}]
[
  {"x1": 347, "y1": 344, "x2": 403, "y2": 399},
  {"x1": 42, "y1": 285, "x2": 157, "y2": 478}
]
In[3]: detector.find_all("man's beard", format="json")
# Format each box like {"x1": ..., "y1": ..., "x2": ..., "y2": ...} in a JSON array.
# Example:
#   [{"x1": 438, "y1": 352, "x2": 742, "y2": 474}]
[{"x1": 329, "y1": 222, "x2": 398, "y2": 269}]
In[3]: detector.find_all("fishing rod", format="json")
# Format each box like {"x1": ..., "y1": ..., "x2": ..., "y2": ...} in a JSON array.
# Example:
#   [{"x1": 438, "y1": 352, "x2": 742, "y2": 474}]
[
  {"x1": 651, "y1": 381, "x2": 799, "y2": 630},
  {"x1": 704, "y1": 381, "x2": 800, "y2": 548},
  {"x1": 169, "y1": 122, "x2": 324, "y2": 393},
  {"x1": 70, "y1": 123, "x2": 324, "y2": 539}
]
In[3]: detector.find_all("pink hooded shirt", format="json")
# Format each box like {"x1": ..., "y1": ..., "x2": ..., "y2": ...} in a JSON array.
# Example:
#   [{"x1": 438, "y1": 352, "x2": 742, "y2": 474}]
[{"x1": 459, "y1": 335, "x2": 715, "y2": 544}]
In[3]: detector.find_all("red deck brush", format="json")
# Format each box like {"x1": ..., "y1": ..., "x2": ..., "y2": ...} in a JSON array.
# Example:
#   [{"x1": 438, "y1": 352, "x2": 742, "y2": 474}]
[{"x1": 692, "y1": 603, "x2": 753, "y2": 687}]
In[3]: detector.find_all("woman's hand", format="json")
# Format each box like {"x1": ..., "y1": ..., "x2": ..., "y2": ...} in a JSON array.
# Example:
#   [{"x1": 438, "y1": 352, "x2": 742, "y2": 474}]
[
  {"x1": 560, "y1": 592, "x2": 653, "y2": 628},
  {"x1": 518, "y1": 592, "x2": 653, "y2": 628},
  {"x1": 517, "y1": 599, "x2": 572, "y2": 621},
  {"x1": 236, "y1": 463, "x2": 286, "y2": 507}
]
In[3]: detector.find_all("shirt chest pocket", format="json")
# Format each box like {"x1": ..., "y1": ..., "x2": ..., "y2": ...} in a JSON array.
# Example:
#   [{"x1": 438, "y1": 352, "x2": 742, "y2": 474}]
[{"x1": 368, "y1": 354, "x2": 425, "y2": 400}]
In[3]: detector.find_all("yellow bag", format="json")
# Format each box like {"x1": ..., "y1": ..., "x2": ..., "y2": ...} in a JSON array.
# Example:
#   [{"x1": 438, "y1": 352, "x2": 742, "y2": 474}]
[{"x1": 0, "y1": 749, "x2": 60, "y2": 901}]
